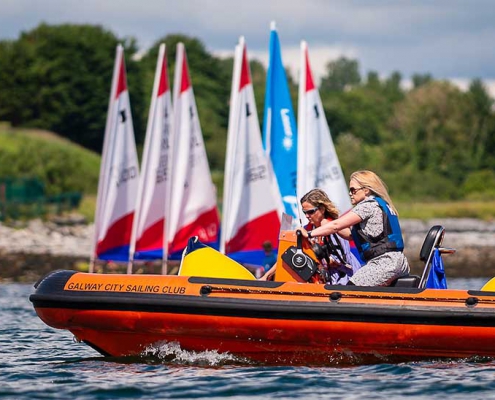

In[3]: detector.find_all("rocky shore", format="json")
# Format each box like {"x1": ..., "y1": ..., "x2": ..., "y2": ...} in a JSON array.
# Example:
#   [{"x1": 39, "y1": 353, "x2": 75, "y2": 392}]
[
  {"x1": 401, "y1": 218, "x2": 495, "y2": 278},
  {"x1": 1, "y1": 217, "x2": 494, "y2": 282}
]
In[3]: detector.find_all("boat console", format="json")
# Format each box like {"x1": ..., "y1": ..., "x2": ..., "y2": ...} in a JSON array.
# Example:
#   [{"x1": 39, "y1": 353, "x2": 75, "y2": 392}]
[{"x1": 275, "y1": 230, "x2": 329, "y2": 283}]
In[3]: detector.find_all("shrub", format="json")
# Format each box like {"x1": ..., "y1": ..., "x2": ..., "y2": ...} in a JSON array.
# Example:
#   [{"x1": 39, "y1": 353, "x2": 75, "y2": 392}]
[{"x1": 461, "y1": 170, "x2": 495, "y2": 200}]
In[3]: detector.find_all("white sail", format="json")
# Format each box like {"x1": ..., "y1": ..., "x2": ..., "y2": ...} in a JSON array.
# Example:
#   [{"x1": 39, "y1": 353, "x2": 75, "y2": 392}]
[
  {"x1": 167, "y1": 43, "x2": 220, "y2": 258},
  {"x1": 220, "y1": 42, "x2": 242, "y2": 254},
  {"x1": 221, "y1": 37, "x2": 283, "y2": 265},
  {"x1": 297, "y1": 41, "x2": 351, "y2": 214},
  {"x1": 90, "y1": 44, "x2": 139, "y2": 269},
  {"x1": 128, "y1": 43, "x2": 173, "y2": 274}
]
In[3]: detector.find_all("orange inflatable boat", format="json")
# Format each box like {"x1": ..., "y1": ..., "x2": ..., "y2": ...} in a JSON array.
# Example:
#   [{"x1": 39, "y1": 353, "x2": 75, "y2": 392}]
[{"x1": 30, "y1": 226, "x2": 495, "y2": 365}]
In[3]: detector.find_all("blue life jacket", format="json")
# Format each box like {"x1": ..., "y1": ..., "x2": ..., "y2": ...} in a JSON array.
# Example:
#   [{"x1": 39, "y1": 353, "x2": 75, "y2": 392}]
[{"x1": 351, "y1": 196, "x2": 404, "y2": 261}]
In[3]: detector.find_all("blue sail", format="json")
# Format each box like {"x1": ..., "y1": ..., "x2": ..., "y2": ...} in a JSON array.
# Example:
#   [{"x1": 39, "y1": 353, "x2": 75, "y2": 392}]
[{"x1": 262, "y1": 23, "x2": 298, "y2": 219}]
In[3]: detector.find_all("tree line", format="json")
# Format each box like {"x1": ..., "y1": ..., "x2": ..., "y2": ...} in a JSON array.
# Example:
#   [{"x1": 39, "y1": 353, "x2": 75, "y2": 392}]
[{"x1": 0, "y1": 23, "x2": 494, "y2": 201}]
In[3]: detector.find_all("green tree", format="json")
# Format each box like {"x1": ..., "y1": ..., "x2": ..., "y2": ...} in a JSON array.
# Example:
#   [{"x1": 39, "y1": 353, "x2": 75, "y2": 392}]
[
  {"x1": 0, "y1": 38, "x2": 37, "y2": 126},
  {"x1": 467, "y1": 78, "x2": 495, "y2": 169},
  {"x1": 412, "y1": 73, "x2": 433, "y2": 88},
  {"x1": 321, "y1": 69, "x2": 405, "y2": 147},
  {"x1": 461, "y1": 169, "x2": 495, "y2": 200},
  {"x1": 390, "y1": 81, "x2": 481, "y2": 190},
  {"x1": 320, "y1": 57, "x2": 361, "y2": 93},
  {"x1": 322, "y1": 86, "x2": 393, "y2": 145},
  {"x1": 0, "y1": 23, "x2": 146, "y2": 152},
  {"x1": 383, "y1": 71, "x2": 404, "y2": 103},
  {"x1": 365, "y1": 71, "x2": 381, "y2": 90}
]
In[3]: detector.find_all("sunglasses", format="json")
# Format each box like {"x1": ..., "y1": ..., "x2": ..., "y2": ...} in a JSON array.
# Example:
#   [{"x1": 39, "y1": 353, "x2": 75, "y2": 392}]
[
  {"x1": 349, "y1": 187, "x2": 364, "y2": 195},
  {"x1": 302, "y1": 206, "x2": 319, "y2": 216}
]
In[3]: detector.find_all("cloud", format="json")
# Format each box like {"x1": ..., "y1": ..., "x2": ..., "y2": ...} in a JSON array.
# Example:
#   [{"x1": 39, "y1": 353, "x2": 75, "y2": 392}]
[{"x1": 1, "y1": 0, "x2": 494, "y2": 96}]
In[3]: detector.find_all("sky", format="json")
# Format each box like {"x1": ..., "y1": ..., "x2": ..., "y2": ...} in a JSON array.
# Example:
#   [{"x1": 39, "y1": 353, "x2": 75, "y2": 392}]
[{"x1": 2, "y1": 0, "x2": 495, "y2": 96}]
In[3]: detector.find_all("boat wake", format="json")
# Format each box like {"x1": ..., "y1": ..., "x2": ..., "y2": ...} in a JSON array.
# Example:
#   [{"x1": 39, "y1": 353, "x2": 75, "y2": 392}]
[{"x1": 142, "y1": 341, "x2": 250, "y2": 366}]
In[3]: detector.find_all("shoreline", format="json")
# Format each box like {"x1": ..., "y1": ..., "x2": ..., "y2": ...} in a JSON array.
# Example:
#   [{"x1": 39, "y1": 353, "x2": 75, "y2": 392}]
[
  {"x1": 401, "y1": 218, "x2": 495, "y2": 278},
  {"x1": 1, "y1": 218, "x2": 494, "y2": 282}
]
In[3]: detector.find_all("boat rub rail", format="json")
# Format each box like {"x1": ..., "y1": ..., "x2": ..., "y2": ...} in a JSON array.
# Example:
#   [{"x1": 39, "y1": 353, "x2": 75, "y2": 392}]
[
  {"x1": 35, "y1": 270, "x2": 495, "y2": 309},
  {"x1": 200, "y1": 285, "x2": 484, "y2": 307}
]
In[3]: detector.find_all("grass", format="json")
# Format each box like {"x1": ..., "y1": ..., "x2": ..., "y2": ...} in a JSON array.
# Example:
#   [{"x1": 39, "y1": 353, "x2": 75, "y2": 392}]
[
  {"x1": 397, "y1": 200, "x2": 495, "y2": 221},
  {"x1": 77, "y1": 194, "x2": 97, "y2": 222},
  {"x1": 0, "y1": 124, "x2": 101, "y2": 196},
  {"x1": 0, "y1": 124, "x2": 101, "y2": 223},
  {"x1": 2, "y1": 123, "x2": 494, "y2": 223}
]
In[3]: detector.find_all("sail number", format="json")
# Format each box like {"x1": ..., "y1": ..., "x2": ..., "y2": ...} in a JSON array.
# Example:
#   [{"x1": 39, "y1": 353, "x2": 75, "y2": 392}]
[{"x1": 117, "y1": 166, "x2": 138, "y2": 187}]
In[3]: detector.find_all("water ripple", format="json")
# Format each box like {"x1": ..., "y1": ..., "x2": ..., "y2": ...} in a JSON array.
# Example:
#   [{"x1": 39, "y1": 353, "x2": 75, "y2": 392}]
[{"x1": 4, "y1": 281, "x2": 495, "y2": 399}]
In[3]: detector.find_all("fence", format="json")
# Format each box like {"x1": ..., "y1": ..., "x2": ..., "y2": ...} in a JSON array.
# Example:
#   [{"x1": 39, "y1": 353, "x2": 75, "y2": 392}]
[{"x1": 0, "y1": 177, "x2": 82, "y2": 221}]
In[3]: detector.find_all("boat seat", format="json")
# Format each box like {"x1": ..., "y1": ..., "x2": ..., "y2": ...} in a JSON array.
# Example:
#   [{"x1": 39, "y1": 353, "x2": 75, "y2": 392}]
[
  {"x1": 390, "y1": 225, "x2": 455, "y2": 289},
  {"x1": 385, "y1": 226, "x2": 444, "y2": 288},
  {"x1": 389, "y1": 275, "x2": 420, "y2": 288},
  {"x1": 417, "y1": 225, "x2": 456, "y2": 288}
]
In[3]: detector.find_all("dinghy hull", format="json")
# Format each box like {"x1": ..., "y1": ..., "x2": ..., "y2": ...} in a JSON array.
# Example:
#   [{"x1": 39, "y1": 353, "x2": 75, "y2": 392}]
[{"x1": 30, "y1": 270, "x2": 495, "y2": 365}]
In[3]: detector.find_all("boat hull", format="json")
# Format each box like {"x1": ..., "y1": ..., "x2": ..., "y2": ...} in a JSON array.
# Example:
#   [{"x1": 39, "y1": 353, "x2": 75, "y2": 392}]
[{"x1": 30, "y1": 270, "x2": 495, "y2": 365}]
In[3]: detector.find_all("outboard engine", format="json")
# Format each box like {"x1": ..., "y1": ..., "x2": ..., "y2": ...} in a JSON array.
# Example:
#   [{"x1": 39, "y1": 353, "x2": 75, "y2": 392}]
[{"x1": 281, "y1": 231, "x2": 319, "y2": 282}]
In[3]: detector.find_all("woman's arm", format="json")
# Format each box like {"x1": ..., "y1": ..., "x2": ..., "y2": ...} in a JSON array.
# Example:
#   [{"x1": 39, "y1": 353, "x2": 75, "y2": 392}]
[
  {"x1": 258, "y1": 264, "x2": 276, "y2": 281},
  {"x1": 298, "y1": 211, "x2": 362, "y2": 238},
  {"x1": 320, "y1": 220, "x2": 352, "y2": 241},
  {"x1": 337, "y1": 227, "x2": 353, "y2": 240}
]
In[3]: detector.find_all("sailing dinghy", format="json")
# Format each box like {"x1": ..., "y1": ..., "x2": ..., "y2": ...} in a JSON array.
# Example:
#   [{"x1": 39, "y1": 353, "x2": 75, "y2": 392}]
[
  {"x1": 90, "y1": 44, "x2": 139, "y2": 269},
  {"x1": 221, "y1": 37, "x2": 283, "y2": 268}
]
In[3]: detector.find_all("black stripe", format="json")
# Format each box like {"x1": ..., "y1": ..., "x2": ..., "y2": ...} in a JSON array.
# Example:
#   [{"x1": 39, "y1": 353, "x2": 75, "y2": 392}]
[
  {"x1": 188, "y1": 276, "x2": 283, "y2": 288},
  {"x1": 29, "y1": 270, "x2": 495, "y2": 328},
  {"x1": 30, "y1": 291, "x2": 495, "y2": 327}
]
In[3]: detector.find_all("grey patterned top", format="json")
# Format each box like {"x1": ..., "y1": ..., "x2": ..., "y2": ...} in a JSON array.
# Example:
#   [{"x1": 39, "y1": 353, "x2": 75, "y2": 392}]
[
  {"x1": 352, "y1": 196, "x2": 386, "y2": 239},
  {"x1": 349, "y1": 196, "x2": 410, "y2": 286}
]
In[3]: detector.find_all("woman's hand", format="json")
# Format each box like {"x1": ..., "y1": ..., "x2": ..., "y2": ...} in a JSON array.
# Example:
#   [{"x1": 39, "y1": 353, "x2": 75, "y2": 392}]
[
  {"x1": 327, "y1": 257, "x2": 340, "y2": 267},
  {"x1": 296, "y1": 227, "x2": 309, "y2": 238},
  {"x1": 258, "y1": 265, "x2": 275, "y2": 281},
  {"x1": 259, "y1": 272, "x2": 273, "y2": 281}
]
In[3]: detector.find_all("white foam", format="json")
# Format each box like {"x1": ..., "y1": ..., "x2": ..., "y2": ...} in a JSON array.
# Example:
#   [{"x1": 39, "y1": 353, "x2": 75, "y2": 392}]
[{"x1": 142, "y1": 341, "x2": 241, "y2": 366}]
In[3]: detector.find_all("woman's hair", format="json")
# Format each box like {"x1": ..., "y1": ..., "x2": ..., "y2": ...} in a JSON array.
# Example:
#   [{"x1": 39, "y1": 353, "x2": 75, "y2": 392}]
[
  {"x1": 350, "y1": 170, "x2": 398, "y2": 215},
  {"x1": 300, "y1": 188, "x2": 339, "y2": 220}
]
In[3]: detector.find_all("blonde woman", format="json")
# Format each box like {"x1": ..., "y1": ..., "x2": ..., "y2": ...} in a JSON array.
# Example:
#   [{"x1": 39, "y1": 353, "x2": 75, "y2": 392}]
[{"x1": 298, "y1": 171, "x2": 409, "y2": 286}]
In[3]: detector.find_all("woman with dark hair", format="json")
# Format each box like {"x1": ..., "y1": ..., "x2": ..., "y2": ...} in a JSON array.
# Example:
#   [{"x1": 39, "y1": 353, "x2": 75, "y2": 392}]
[
  {"x1": 260, "y1": 188, "x2": 361, "y2": 284},
  {"x1": 299, "y1": 188, "x2": 362, "y2": 285},
  {"x1": 298, "y1": 170, "x2": 410, "y2": 286}
]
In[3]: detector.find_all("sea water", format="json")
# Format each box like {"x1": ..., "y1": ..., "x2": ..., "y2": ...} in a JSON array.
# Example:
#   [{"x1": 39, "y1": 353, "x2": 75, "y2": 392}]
[{"x1": 2, "y1": 278, "x2": 495, "y2": 400}]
